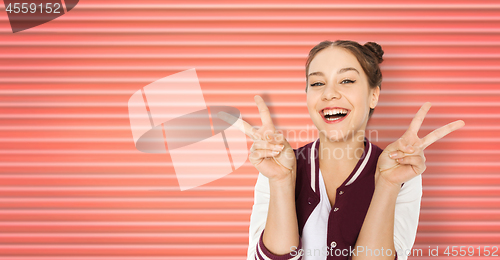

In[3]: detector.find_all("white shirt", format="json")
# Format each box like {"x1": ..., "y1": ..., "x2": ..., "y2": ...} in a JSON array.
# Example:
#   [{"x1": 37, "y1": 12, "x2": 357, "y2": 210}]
[{"x1": 301, "y1": 169, "x2": 331, "y2": 259}]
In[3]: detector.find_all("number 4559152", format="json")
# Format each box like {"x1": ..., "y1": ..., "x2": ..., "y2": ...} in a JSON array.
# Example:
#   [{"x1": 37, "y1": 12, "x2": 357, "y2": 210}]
[
  {"x1": 5, "y1": 3, "x2": 62, "y2": 14},
  {"x1": 443, "y1": 246, "x2": 498, "y2": 257}
]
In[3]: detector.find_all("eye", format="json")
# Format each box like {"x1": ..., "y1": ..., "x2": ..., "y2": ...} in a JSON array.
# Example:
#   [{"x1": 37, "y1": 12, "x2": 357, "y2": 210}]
[
  {"x1": 310, "y1": 82, "x2": 324, "y2": 87},
  {"x1": 341, "y1": 79, "x2": 356, "y2": 84}
]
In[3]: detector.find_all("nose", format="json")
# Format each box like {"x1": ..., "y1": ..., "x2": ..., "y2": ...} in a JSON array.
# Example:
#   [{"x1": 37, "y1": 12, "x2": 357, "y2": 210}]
[{"x1": 321, "y1": 83, "x2": 341, "y2": 101}]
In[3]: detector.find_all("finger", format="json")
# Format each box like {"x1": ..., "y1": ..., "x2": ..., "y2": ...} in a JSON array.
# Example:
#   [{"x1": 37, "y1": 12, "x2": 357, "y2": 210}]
[
  {"x1": 272, "y1": 156, "x2": 292, "y2": 172},
  {"x1": 254, "y1": 95, "x2": 274, "y2": 127},
  {"x1": 390, "y1": 150, "x2": 426, "y2": 161},
  {"x1": 268, "y1": 133, "x2": 286, "y2": 144},
  {"x1": 258, "y1": 129, "x2": 276, "y2": 142},
  {"x1": 388, "y1": 139, "x2": 418, "y2": 159},
  {"x1": 218, "y1": 111, "x2": 258, "y2": 139},
  {"x1": 395, "y1": 137, "x2": 417, "y2": 155},
  {"x1": 407, "y1": 102, "x2": 432, "y2": 134},
  {"x1": 263, "y1": 135, "x2": 285, "y2": 145},
  {"x1": 249, "y1": 149, "x2": 280, "y2": 162},
  {"x1": 251, "y1": 141, "x2": 285, "y2": 152},
  {"x1": 388, "y1": 150, "x2": 406, "y2": 160},
  {"x1": 421, "y1": 120, "x2": 465, "y2": 149},
  {"x1": 396, "y1": 155, "x2": 426, "y2": 175},
  {"x1": 250, "y1": 134, "x2": 287, "y2": 153}
]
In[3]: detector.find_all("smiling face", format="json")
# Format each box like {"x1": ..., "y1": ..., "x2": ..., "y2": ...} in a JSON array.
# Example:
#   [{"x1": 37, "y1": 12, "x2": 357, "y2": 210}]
[{"x1": 306, "y1": 46, "x2": 380, "y2": 142}]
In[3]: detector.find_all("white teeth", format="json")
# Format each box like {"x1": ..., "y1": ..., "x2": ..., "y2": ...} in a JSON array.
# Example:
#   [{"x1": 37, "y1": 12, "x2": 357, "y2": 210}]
[{"x1": 323, "y1": 108, "x2": 348, "y2": 116}]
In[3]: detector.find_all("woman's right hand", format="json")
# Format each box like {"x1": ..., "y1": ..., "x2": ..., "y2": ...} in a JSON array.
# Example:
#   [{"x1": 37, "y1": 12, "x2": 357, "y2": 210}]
[{"x1": 218, "y1": 95, "x2": 296, "y2": 182}]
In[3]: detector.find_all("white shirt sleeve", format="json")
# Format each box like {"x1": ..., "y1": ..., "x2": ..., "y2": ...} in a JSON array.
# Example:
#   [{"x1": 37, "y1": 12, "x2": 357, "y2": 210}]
[
  {"x1": 247, "y1": 172, "x2": 271, "y2": 260},
  {"x1": 393, "y1": 174, "x2": 423, "y2": 260}
]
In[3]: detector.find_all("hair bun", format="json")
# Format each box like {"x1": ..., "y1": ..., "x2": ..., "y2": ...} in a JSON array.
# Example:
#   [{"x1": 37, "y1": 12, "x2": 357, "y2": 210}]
[{"x1": 364, "y1": 42, "x2": 384, "y2": 63}]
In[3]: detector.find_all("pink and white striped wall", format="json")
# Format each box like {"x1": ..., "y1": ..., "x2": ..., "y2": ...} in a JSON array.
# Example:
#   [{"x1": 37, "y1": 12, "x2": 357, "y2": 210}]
[{"x1": 0, "y1": 0, "x2": 499, "y2": 259}]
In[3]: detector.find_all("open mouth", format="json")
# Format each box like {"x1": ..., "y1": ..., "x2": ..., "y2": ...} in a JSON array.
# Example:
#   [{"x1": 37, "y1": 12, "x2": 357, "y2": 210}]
[{"x1": 320, "y1": 107, "x2": 350, "y2": 123}]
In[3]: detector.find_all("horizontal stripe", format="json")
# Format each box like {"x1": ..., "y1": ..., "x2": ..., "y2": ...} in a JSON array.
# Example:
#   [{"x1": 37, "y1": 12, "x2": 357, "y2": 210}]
[
  {"x1": 0, "y1": 162, "x2": 495, "y2": 167},
  {"x1": 2, "y1": 41, "x2": 500, "y2": 47},
  {"x1": 3, "y1": 54, "x2": 500, "y2": 59},
  {"x1": 0, "y1": 256, "x2": 247, "y2": 260},
  {"x1": 0, "y1": 137, "x2": 492, "y2": 142},
  {"x1": 0, "y1": 198, "x2": 254, "y2": 202},
  {"x1": 0, "y1": 220, "x2": 496, "y2": 226},
  {"x1": 0, "y1": 174, "x2": 257, "y2": 179},
  {"x1": 0, "y1": 244, "x2": 247, "y2": 248},
  {"x1": 2, "y1": 16, "x2": 500, "y2": 22},
  {"x1": 0, "y1": 209, "x2": 499, "y2": 214},
  {"x1": 0, "y1": 90, "x2": 496, "y2": 95},
  {"x1": 0, "y1": 101, "x2": 499, "y2": 107},
  {"x1": 3, "y1": 65, "x2": 500, "y2": 71},
  {"x1": 0, "y1": 197, "x2": 496, "y2": 202},
  {"x1": 3, "y1": 28, "x2": 500, "y2": 34},
  {"x1": 0, "y1": 173, "x2": 497, "y2": 178},
  {"x1": 2, "y1": 4, "x2": 500, "y2": 9},
  {"x1": 0, "y1": 209, "x2": 253, "y2": 214},
  {"x1": 0, "y1": 186, "x2": 255, "y2": 191},
  {"x1": 0, "y1": 113, "x2": 490, "y2": 119},
  {"x1": 0, "y1": 185, "x2": 497, "y2": 191},
  {"x1": 0, "y1": 233, "x2": 248, "y2": 237},
  {"x1": 0, "y1": 161, "x2": 492, "y2": 167},
  {"x1": 0, "y1": 256, "x2": 248, "y2": 260},
  {"x1": 0, "y1": 232, "x2": 499, "y2": 238},
  {"x1": 0, "y1": 149, "x2": 497, "y2": 154},
  {"x1": 0, "y1": 221, "x2": 249, "y2": 226},
  {"x1": 0, "y1": 125, "x2": 496, "y2": 131},
  {"x1": 0, "y1": 101, "x2": 500, "y2": 107},
  {"x1": 0, "y1": 78, "x2": 499, "y2": 83}
]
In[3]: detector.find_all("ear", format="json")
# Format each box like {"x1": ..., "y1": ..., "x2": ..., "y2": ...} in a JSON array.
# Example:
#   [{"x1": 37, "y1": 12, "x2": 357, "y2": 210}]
[{"x1": 370, "y1": 86, "x2": 380, "y2": 109}]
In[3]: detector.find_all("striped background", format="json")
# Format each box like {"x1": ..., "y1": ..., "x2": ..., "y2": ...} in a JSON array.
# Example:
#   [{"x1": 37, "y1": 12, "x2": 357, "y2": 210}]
[{"x1": 1, "y1": 0, "x2": 499, "y2": 259}]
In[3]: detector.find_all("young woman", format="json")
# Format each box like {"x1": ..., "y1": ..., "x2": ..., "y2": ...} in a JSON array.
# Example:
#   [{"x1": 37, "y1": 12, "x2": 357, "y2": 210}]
[{"x1": 219, "y1": 40, "x2": 464, "y2": 260}]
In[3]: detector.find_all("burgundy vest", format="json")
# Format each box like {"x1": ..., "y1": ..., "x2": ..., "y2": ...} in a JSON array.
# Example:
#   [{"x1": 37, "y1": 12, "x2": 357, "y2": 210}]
[{"x1": 293, "y1": 137, "x2": 384, "y2": 259}]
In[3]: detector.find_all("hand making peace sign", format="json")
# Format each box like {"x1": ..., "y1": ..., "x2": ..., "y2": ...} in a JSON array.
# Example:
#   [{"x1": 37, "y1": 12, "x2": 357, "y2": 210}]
[
  {"x1": 218, "y1": 95, "x2": 296, "y2": 182},
  {"x1": 377, "y1": 102, "x2": 465, "y2": 186}
]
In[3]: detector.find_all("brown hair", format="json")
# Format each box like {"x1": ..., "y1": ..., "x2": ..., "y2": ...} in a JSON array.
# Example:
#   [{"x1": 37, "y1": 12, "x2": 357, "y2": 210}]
[{"x1": 305, "y1": 40, "x2": 384, "y2": 118}]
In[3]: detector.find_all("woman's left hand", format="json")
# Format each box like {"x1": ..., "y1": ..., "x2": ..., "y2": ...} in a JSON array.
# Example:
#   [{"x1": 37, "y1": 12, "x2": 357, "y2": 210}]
[{"x1": 377, "y1": 102, "x2": 465, "y2": 186}]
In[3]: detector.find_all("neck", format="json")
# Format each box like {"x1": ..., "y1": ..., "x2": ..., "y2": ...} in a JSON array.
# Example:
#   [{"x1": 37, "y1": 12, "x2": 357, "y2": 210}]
[{"x1": 318, "y1": 130, "x2": 366, "y2": 164}]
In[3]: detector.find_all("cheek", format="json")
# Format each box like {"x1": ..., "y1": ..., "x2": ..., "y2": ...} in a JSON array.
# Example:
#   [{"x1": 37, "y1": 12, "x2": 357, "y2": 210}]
[
  {"x1": 306, "y1": 92, "x2": 316, "y2": 110},
  {"x1": 306, "y1": 91, "x2": 323, "y2": 118},
  {"x1": 345, "y1": 89, "x2": 369, "y2": 107}
]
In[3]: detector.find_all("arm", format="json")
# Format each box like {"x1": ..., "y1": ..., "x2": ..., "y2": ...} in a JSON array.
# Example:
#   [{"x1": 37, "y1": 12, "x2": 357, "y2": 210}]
[
  {"x1": 219, "y1": 96, "x2": 301, "y2": 259},
  {"x1": 217, "y1": 95, "x2": 300, "y2": 259},
  {"x1": 263, "y1": 165, "x2": 300, "y2": 255},
  {"x1": 353, "y1": 167, "x2": 401, "y2": 260},
  {"x1": 354, "y1": 102, "x2": 463, "y2": 260},
  {"x1": 248, "y1": 171, "x2": 302, "y2": 260},
  {"x1": 353, "y1": 169, "x2": 422, "y2": 260}
]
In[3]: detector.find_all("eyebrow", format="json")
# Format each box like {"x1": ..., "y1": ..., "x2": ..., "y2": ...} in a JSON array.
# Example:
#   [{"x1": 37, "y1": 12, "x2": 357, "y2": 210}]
[
  {"x1": 308, "y1": 67, "x2": 360, "y2": 77},
  {"x1": 338, "y1": 67, "x2": 360, "y2": 75}
]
